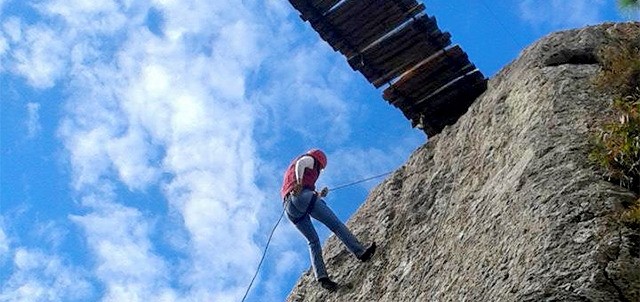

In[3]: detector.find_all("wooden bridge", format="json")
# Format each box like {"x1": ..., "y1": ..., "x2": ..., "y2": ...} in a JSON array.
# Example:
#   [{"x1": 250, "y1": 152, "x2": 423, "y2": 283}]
[{"x1": 288, "y1": 0, "x2": 488, "y2": 137}]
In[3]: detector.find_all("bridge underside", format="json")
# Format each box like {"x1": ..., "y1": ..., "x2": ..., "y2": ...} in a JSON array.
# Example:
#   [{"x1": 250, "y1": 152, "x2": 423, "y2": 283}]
[{"x1": 288, "y1": 0, "x2": 488, "y2": 137}]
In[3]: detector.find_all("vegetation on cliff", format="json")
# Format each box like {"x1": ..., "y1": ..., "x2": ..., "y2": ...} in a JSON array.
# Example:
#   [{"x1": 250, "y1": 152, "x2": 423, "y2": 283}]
[{"x1": 592, "y1": 24, "x2": 640, "y2": 227}]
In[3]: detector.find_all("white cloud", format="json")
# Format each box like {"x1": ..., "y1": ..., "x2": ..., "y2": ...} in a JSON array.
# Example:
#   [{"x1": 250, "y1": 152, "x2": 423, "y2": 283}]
[
  {"x1": 26, "y1": 102, "x2": 41, "y2": 138},
  {"x1": 38, "y1": 0, "x2": 128, "y2": 34},
  {"x1": 0, "y1": 221, "x2": 9, "y2": 262},
  {"x1": 1, "y1": 17, "x2": 21, "y2": 72},
  {"x1": 2, "y1": 17, "x2": 22, "y2": 42},
  {"x1": 519, "y1": 0, "x2": 608, "y2": 29},
  {"x1": 3, "y1": 0, "x2": 417, "y2": 300},
  {"x1": 249, "y1": 42, "x2": 356, "y2": 146},
  {"x1": 55, "y1": 1, "x2": 287, "y2": 298},
  {"x1": 0, "y1": 248, "x2": 93, "y2": 302},
  {"x1": 264, "y1": 0, "x2": 292, "y2": 17},
  {"x1": 2, "y1": 17, "x2": 21, "y2": 42},
  {"x1": 216, "y1": 19, "x2": 266, "y2": 70},
  {"x1": 106, "y1": 126, "x2": 160, "y2": 190},
  {"x1": 0, "y1": 34, "x2": 7, "y2": 59},
  {"x1": 12, "y1": 24, "x2": 68, "y2": 88},
  {"x1": 70, "y1": 202, "x2": 176, "y2": 302},
  {"x1": 60, "y1": 124, "x2": 117, "y2": 191},
  {"x1": 1, "y1": 0, "x2": 130, "y2": 88},
  {"x1": 260, "y1": 249, "x2": 304, "y2": 300}
]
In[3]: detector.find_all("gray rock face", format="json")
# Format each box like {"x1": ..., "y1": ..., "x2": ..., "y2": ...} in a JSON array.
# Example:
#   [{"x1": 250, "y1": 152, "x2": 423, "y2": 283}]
[{"x1": 286, "y1": 23, "x2": 640, "y2": 302}]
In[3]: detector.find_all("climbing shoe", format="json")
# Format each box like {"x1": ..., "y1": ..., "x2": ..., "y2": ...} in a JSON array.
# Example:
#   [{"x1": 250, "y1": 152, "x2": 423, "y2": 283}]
[
  {"x1": 318, "y1": 277, "x2": 338, "y2": 292},
  {"x1": 357, "y1": 242, "x2": 376, "y2": 262}
]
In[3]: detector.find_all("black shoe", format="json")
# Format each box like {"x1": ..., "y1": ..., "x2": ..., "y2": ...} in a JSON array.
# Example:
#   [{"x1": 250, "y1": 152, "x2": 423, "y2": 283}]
[
  {"x1": 357, "y1": 242, "x2": 376, "y2": 262},
  {"x1": 318, "y1": 277, "x2": 338, "y2": 292}
]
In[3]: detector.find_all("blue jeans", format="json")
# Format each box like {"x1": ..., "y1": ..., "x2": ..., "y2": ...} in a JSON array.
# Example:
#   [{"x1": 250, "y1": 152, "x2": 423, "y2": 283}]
[{"x1": 284, "y1": 189, "x2": 365, "y2": 280}]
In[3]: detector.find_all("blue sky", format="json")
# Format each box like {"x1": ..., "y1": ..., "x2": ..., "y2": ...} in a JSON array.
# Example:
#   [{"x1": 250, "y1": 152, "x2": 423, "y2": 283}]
[{"x1": 0, "y1": 0, "x2": 637, "y2": 301}]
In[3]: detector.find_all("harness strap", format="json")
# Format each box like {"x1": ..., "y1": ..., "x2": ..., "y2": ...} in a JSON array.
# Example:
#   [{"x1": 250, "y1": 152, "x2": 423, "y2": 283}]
[{"x1": 287, "y1": 193, "x2": 318, "y2": 224}]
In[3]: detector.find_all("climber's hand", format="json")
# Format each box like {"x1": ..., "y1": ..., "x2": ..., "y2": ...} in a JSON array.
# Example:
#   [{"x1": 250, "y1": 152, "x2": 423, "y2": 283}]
[
  {"x1": 319, "y1": 187, "x2": 329, "y2": 198},
  {"x1": 291, "y1": 183, "x2": 303, "y2": 196}
]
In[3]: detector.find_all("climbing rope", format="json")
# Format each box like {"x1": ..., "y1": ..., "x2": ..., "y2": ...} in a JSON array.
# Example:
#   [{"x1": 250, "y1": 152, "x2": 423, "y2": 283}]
[
  {"x1": 239, "y1": 170, "x2": 394, "y2": 302},
  {"x1": 330, "y1": 171, "x2": 394, "y2": 191},
  {"x1": 240, "y1": 209, "x2": 285, "y2": 302}
]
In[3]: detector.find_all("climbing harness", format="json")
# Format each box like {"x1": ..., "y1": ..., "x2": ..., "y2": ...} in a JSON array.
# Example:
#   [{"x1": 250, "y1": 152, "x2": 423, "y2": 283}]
[
  {"x1": 286, "y1": 193, "x2": 319, "y2": 224},
  {"x1": 240, "y1": 170, "x2": 394, "y2": 302}
]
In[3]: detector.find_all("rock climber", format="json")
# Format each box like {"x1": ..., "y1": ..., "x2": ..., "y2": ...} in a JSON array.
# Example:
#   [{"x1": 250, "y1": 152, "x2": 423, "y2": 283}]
[{"x1": 281, "y1": 148, "x2": 376, "y2": 291}]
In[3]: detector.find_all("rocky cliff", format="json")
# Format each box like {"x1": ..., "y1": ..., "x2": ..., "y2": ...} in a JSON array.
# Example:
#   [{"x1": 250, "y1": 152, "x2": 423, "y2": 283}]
[{"x1": 287, "y1": 23, "x2": 640, "y2": 302}]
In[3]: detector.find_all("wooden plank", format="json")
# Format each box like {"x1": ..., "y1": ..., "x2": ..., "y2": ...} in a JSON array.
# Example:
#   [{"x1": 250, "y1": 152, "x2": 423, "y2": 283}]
[
  {"x1": 383, "y1": 46, "x2": 470, "y2": 106},
  {"x1": 383, "y1": 86, "x2": 412, "y2": 110},
  {"x1": 422, "y1": 73, "x2": 477, "y2": 110},
  {"x1": 409, "y1": 63, "x2": 476, "y2": 100},
  {"x1": 414, "y1": 80, "x2": 487, "y2": 136},
  {"x1": 384, "y1": 62, "x2": 476, "y2": 109},
  {"x1": 412, "y1": 69, "x2": 486, "y2": 112},
  {"x1": 389, "y1": 69, "x2": 486, "y2": 135},
  {"x1": 420, "y1": 78, "x2": 488, "y2": 136},
  {"x1": 392, "y1": 46, "x2": 466, "y2": 90},
  {"x1": 348, "y1": 15, "x2": 452, "y2": 87},
  {"x1": 384, "y1": 61, "x2": 487, "y2": 127},
  {"x1": 359, "y1": 17, "x2": 440, "y2": 66},
  {"x1": 309, "y1": 21, "x2": 353, "y2": 53},
  {"x1": 352, "y1": 16, "x2": 451, "y2": 86},
  {"x1": 400, "y1": 60, "x2": 475, "y2": 102},
  {"x1": 341, "y1": 4, "x2": 425, "y2": 57},
  {"x1": 288, "y1": 0, "x2": 342, "y2": 18},
  {"x1": 315, "y1": 0, "x2": 340, "y2": 12},
  {"x1": 328, "y1": 0, "x2": 419, "y2": 25},
  {"x1": 287, "y1": 0, "x2": 489, "y2": 137},
  {"x1": 328, "y1": 0, "x2": 399, "y2": 25},
  {"x1": 310, "y1": 0, "x2": 424, "y2": 57},
  {"x1": 327, "y1": 0, "x2": 421, "y2": 37}
]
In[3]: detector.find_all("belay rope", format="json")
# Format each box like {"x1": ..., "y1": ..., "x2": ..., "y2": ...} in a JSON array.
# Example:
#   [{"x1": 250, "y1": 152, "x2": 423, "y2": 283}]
[
  {"x1": 240, "y1": 170, "x2": 394, "y2": 302},
  {"x1": 240, "y1": 209, "x2": 285, "y2": 302},
  {"x1": 328, "y1": 171, "x2": 394, "y2": 191}
]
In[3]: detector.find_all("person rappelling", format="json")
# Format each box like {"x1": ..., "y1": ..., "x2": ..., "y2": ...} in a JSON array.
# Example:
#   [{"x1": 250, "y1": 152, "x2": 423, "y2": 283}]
[{"x1": 281, "y1": 148, "x2": 376, "y2": 292}]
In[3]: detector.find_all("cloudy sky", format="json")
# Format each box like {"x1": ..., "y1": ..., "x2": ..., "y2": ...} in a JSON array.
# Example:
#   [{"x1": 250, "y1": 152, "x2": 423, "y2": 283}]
[{"x1": 0, "y1": 0, "x2": 635, "y2": 301}]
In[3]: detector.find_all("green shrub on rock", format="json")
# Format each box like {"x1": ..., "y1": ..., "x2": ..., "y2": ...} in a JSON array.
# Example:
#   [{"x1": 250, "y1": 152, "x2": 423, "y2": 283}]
[{"x1": 592, "y1": 27, "x2": 640, "y2": 227}]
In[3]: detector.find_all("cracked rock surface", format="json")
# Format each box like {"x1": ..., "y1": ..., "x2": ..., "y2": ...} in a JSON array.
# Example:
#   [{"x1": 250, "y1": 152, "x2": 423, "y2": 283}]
[{"x1": 286, "y1": 23, "x2": 640, "y2": 302}]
